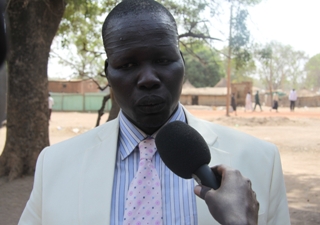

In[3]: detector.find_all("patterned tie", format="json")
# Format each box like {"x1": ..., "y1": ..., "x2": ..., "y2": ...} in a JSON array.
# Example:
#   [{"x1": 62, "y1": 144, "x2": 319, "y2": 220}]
[{"x1": 123, "y1": 137, "x2": 163, "y2": 225}]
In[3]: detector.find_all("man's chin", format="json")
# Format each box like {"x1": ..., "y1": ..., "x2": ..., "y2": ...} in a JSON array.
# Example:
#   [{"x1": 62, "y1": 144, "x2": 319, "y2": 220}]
[{"x1": 135, "y1": 116, "x2": 169, "y2": 134}]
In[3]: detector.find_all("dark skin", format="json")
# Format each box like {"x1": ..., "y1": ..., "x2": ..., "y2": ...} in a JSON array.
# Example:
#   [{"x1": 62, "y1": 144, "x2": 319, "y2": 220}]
[
  {"x1": 194, "y1": 165, "x2": 259, "y2": 225},
  {"x1": 104, "y1": 11, "x2": 259, "y2": 224},
  {"x1": 105, "y1": 13, "x2": 184, "y2": 135}
]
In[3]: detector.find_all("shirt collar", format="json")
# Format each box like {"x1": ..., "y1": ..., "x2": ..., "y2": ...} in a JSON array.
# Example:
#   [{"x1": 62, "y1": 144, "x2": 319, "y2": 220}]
[{"x1": 119, "y1": 103, "x2": 186, "y2": 160}]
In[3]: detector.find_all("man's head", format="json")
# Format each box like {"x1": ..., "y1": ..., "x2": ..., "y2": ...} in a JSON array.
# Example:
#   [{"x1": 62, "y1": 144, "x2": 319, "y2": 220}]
[{"x1": 102, "y1": 0, "x2": 185, "y2": 134}]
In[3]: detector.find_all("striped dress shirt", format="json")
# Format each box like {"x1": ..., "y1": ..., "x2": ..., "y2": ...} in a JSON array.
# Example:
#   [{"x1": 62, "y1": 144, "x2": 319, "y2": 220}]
[{"x1": 110, "y1": 104, "x2": 198, "y2": 225}]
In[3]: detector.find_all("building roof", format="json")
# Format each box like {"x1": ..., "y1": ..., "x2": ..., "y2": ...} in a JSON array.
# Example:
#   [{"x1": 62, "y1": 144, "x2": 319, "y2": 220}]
[
  {"x1": 182, "y1": 79, "x2": 195, "y2": 89},
  {"x1": 214, "y1": 78, "x2": 227, "y2": 87},
  {"x1": 181, "y1": 87, "x2": 227, "y2": 95},
  {"x1": 48, "y1": 78, "x2": 91, "y2": 83}
]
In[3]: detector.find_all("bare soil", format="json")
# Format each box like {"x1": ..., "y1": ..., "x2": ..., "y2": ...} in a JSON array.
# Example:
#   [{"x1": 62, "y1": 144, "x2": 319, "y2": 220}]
[{"x1": 0, "y1": 106, "x2": 319, "y2": 225}]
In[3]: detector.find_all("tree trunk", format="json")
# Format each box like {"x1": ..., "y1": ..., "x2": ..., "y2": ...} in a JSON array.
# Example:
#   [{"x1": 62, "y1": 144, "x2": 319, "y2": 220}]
[
  {"x1": 107, "y1": 90, "x2": 120, "y2": 122},
  {"x1": 0, "y1": 0, "x2": 65, "y2": 180},
  {"x1": 95, "y1": 94, "x2": 110, "y2": 127}
]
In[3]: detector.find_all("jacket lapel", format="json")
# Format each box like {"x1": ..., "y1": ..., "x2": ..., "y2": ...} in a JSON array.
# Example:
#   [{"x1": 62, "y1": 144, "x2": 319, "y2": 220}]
[
  {"x1": 79, "y1": 118, "x2": 119, "y2": 225},
  {"x1": 185, "y1": 109, "x2": 231, "y2": 225},
  {"x1": 185, "y1": 109, "x2": 231, "y2": 166}
]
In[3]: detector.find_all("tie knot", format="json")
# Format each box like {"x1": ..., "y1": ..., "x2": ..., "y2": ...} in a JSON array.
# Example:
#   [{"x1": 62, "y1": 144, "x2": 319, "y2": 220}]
[{"x1": 138, "y1": 138, "x2": 157, "y2": 160}]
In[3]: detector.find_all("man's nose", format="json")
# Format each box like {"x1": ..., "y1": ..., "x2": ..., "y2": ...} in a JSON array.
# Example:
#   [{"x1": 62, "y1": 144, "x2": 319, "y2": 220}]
[{"x1": 137, "y1": 64, "x2": 161, "y2": 90}]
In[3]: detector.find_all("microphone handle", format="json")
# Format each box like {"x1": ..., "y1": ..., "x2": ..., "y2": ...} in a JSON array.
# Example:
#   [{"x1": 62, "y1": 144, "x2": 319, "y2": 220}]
[{"x1": 192, "y1": 164, "x2": 220, "y2": 190}]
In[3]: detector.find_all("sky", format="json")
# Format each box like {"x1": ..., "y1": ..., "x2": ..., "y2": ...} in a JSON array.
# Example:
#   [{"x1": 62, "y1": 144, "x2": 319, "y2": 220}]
[
  {"x1": 48, "y1": 0, "x2": 320, "y2": 78},
  {"x1": 247, "y1": 0, "x2": 320, "y2": 57}
]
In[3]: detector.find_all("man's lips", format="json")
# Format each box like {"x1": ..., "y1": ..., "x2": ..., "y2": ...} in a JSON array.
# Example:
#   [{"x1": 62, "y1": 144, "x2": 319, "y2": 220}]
[
  {"x1": 136, "y1": 96, "x2": 165, "y2": 106},
  {"x1": 136, "y1": 96, "x2": 165, "y2": 113}
]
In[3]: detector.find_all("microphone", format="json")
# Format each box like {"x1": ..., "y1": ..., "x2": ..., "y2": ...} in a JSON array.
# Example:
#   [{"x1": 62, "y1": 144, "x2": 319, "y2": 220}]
[{"x1": 155, "y1": 121, "x2": 220, "y2": 190}]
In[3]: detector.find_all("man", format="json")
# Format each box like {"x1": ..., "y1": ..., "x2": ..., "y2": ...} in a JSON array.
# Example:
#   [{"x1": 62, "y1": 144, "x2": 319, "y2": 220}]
[
  {"x1": 245, "y1": 91, "x2": 252, "y2": 112},
  {"x1": 231, "y1": 93, "x2": 237, "y2": 116},
  {"x1": 253, "y1": 90, "x2": 263, "y2": 112},
  {"x1": 289, "y1": 89, "x2": 297, "y2": 111},
  {"x1": 19, "y1": 1, "x2": 290, "y2": 224},
  {"x1": 48, "y1": 93, "x2": 54, "y2": 120}
]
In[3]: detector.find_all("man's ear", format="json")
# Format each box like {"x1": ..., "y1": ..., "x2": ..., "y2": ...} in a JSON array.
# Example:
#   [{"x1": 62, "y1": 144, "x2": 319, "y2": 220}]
[
  {"x1": 180, "y1": 51, "x2": 185, "y2": 65},
  {"x1": 104, "y1": 59, "x2": 111, "y2": 87},
  {"x1": 104, "y1": 59, "x2": 108, "y2": 77}
]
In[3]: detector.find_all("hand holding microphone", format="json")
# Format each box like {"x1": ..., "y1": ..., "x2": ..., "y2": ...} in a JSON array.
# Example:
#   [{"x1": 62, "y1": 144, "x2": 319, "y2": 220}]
[
  {"x1": 194, "y1": 165, "x2": 259, "y2": 225},
  {"x1": 156, "y1": 121, "x2": 259, "y2": 224}
]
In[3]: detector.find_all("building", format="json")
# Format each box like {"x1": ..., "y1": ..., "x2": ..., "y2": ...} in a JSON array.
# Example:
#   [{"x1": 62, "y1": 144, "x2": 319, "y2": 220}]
[
  {"x1": 180, "y1": 79, "x2": 252, "y2": 107},
  {"x1": 180, "y1": 86, "x2": 227, "y2": 106},
  {"x1": 48, "y1": 79, "x2": 102, "y2": 93}
]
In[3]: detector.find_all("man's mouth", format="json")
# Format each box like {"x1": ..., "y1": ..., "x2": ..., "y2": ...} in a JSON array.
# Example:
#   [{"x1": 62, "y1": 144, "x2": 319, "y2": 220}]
[{"x1": 136, "y1": 96, "x2": 165, "y2": 113}]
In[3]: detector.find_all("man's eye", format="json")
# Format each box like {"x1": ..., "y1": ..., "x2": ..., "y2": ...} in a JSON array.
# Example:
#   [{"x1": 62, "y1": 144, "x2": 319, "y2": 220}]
[
  {"x1": 155, "y1": 59, "x2": 170, "y2": 64},
  {"x1": 120, "y1": 63, "x2": 135, "y2": 69}
]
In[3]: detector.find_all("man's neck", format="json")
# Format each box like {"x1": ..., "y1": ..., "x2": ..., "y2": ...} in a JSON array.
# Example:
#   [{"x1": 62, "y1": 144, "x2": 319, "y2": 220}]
[{"x1": 122, "y1": 104, "x2": 183, "y2": 136}]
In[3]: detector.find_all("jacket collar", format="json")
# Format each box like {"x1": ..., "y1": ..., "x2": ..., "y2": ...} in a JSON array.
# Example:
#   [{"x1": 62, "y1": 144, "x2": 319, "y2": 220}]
[{"x1": 184, "y1": 108, "x2": 231, "y2": 166}]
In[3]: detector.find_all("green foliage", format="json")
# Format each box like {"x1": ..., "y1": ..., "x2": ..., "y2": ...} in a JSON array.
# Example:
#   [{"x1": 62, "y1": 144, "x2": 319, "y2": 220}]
[
  {"x1": 231, "y1": 57, "x2": 255, "y2": 82},
  {"x1": 304, "y1": 54, "x2": 320, "y2": 90},
  {"x1": 230, "y1": 4, "x2": 252, "y2": 71},
  {"x1": 181, "y1": 40, "x2": 224, "y2": 87},
  {"x1": 51, "y1": 0, "x2": 119, "y2": 80},
  {"x1": 220, "y1": 46, "x2": 255, "y2": 83}
]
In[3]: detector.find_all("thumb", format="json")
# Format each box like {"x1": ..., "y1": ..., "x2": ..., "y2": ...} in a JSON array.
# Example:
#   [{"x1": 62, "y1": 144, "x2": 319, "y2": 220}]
[{"x1": 194, "y1": 185, "x2": 213, "y2": 200}]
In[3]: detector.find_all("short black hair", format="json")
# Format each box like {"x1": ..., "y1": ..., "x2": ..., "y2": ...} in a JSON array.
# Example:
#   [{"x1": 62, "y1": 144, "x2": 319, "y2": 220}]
[{"x1": 102, "y1": 0, "x2": 177, "y2": 51}]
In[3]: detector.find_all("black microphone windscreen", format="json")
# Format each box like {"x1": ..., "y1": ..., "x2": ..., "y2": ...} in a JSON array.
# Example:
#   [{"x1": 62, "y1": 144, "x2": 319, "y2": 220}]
[{"x1": 155, "y1": 121, "x2": 211, "y2": 179}]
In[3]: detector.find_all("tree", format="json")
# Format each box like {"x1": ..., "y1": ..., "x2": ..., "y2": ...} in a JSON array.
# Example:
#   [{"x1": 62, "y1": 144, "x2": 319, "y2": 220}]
[
  {"x1": 255, "y1": 41, "x2": 308, "y2": 92},
  {"x1": 0, "y1": 0, "x2": 66, "y2": 180},
  {"x1": 225, "y1": 0, "x2": 258, "y2": 116},
  {"x1": 304, "y1": 54, "x2": 320, "y2": 91},
  {"x1": 51, "y1": 1, "x2": 117, "y2": 80},
  {"x1": 181, "y1": 40, "x2": 224, "y2": 87}
]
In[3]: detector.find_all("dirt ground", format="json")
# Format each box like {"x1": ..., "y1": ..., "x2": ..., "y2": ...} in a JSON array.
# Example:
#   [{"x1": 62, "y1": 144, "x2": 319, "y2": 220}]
[{"x1": 0, "y1": 106, "x2": 319, "y2": 225}]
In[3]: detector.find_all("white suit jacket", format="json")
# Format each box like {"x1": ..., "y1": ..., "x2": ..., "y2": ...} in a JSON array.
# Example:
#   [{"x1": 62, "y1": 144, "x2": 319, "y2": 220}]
[{"x1": 19, "y1": 110, "x2": 290, "y2": 225}]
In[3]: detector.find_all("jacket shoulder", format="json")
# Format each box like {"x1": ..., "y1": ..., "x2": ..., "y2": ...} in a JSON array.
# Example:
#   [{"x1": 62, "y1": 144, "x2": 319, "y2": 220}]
[{"x1": 43, "y1": 118, "x2": 119, "y2": 158}]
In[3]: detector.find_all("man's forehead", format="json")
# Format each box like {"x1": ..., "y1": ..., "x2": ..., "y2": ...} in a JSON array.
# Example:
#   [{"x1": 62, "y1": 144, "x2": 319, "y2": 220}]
[
  {"x1": 103, "y1": 12, "x2": 177, "y2": 40},
  {"x1": 105, "y1": 12, "x2": 176, "y2": 35},
  {"x1": 104, "y1": 13, "x2": 179, "y2": 56}
]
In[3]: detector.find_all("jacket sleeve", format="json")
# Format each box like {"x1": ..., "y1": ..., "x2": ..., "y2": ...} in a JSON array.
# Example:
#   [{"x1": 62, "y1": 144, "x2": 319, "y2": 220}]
[
  {"x1": 267, "y1": 146, "x2": 291, "y2": 225},
  {"x1": 18, "y1": 148, "x2": 47, "y2": 225}
]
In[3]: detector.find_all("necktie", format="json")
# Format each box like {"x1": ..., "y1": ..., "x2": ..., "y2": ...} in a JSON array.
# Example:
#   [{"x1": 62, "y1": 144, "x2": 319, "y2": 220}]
[{"x1": 123, "y1": 138, "x2": 163, "y2": 225}]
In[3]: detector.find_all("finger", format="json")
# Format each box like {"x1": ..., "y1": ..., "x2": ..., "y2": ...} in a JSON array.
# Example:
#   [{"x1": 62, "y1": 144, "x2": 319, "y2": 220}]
[
  {"x1": 247, "y1": 179, "x2": 252, "y2": 188},
  {"x1": 194, "y1": 185, "x2": 212, "y2": 200},
  {"x1": 194, "y1": 185, "x2": 201, "y2": 198},
  {"x1": 211, "y1": 164, "x2": 227, "y2": 177},
  {"x1": 252, "y1": 190, "x2": 256, "y2": 198}
]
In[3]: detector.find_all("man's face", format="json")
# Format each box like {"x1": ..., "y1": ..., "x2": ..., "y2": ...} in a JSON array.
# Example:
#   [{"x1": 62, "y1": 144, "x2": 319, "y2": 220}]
[{"x1": 105, "y1": 13, "x2": 184, "y2": 134}]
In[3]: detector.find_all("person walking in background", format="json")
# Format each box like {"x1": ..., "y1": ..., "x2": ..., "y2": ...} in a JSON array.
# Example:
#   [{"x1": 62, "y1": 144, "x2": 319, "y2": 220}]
[
  {"x1": 289, "y1": 89, "x2": 297, "y2": 111},
  {"x1": 253, "y1": 90, "x2": 263, "y2": 112},
  {"x1": 245, "y1": 91, "x2": 252, "y2": 112},
  {"x1": 231, "y1": 93, "x2": 237, "y2": 116},
  {"x1": 270, "y1": 93, "x2": 279, "y2": 112},
  {"x1": 48, "y1": 93, "x2": 54, "y2": 120}
]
